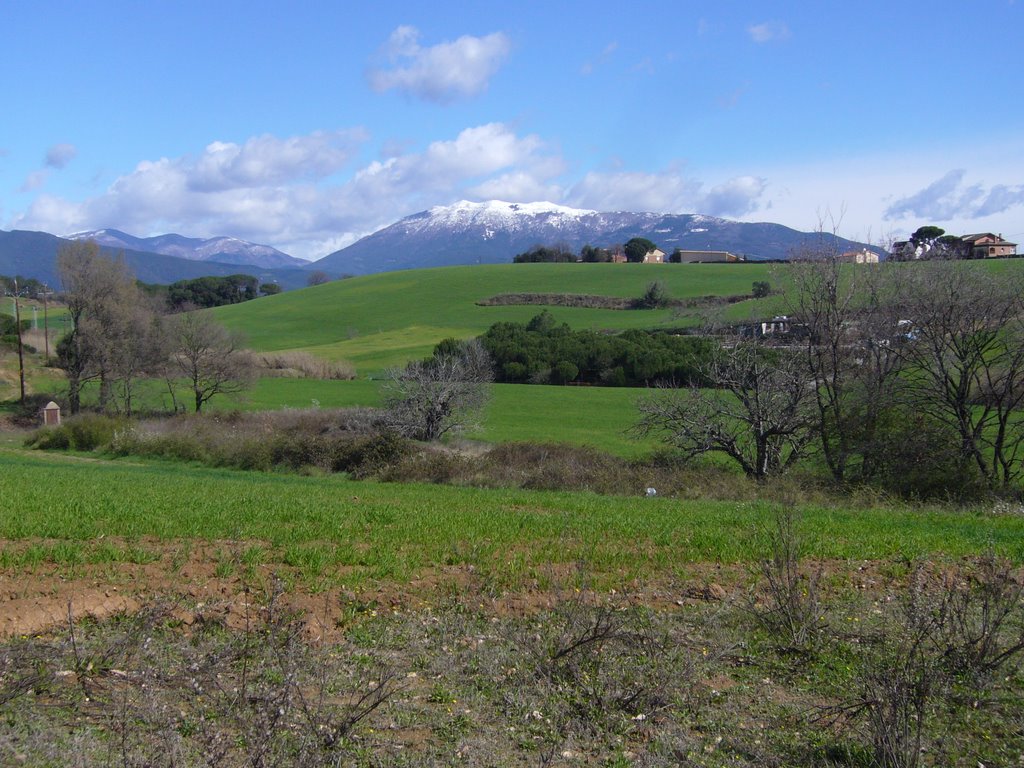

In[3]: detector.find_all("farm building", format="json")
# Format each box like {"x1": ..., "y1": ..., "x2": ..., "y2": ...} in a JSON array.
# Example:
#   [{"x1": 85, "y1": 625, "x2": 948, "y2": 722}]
[
  {"x1": 839, "y1": 248, "x2": 879, "y2": 264},
  {"x1": 961, "y1": 233, "x2": 1017, "y2": 259},
  {"x1": 672, "y1": 250, "x2": 743, "y2": 263}
]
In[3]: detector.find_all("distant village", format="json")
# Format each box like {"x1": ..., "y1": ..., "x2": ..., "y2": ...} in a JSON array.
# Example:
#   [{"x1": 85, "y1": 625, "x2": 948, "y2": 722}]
[
  {"x1": 889, "y1": 230, "x2": 1018, "y2": 261},
  {"x1": 513, "y1": 228, "x2": 1019, "y2": 265}
]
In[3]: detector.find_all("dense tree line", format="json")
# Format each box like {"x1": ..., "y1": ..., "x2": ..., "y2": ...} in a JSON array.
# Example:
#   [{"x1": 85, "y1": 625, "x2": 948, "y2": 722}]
[
  {"x1": 512, "y1": 244, "x2": 577, "y2": 263},
  {"x1": 140, "y1": 274, "x2": 278, "y2": 311},
  {"x1": 478, "y1": 310, "x2": 716, "y2": 387}
]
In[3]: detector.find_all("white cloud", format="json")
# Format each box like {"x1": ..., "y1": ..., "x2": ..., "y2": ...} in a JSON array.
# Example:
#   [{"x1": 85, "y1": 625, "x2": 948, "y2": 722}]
[
  {"x1": 469, "y1": 171, "x2": 564, "y2": 203},
  {"x1": 701, "y1": 176, "x2": 767, "y2": 216},
  {"x1": 45, "y1": 143, "x2": 77, "y2": 169},
  {"x1": 568, "y1": 170, "x2": 701, "y2": 213},
  {"x1": 747, "y1": 21, "x2": 790, "y2": 43},
  {"x1": 567, "y1": 169, "x2": 767, "y2": 217},
  {"x1": 17, "y1": 143, "x2": 79, "y2": 192},
  {"x1": 10, "y1": 123, "x2": 562, "y2": 260},
  {"x1": 883, "y1": 169, "x2": 1015, "y2": 221},
  {"x1": 976, "y1": 184, "x2": 1024, "y2": 218},
  {"x1": 581, "y1": 41, "x2": 618, "y2": 76},
  {"x1": 188, "y1": 130, "x2": 366, "y2": 191},
  {"x1": 367, "y1": 26, "x2": 511, "y2": 104},
  {"x1": 19, "y1": 169, "x2": 50, "y2": 193}
]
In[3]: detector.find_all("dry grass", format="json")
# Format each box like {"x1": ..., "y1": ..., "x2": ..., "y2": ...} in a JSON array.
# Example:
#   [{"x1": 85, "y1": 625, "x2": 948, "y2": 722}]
[{"x1": 256, "y1": 351, "x2": 355, "y2": 380}]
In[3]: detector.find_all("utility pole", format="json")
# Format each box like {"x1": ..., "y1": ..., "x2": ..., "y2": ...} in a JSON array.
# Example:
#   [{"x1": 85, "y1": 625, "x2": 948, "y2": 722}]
[
  {"x1": 42, "y1": 285, "x2": 50, "y2": 360},
  {"x1": 13, "y1": 278, "x2": 26, "y2": 405}
]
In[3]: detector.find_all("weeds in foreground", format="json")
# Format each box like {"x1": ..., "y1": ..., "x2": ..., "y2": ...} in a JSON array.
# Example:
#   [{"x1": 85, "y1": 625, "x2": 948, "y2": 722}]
[
  {"x1": 2, "y1": 558, "x2": 1023, "y2": 766},
  {"x1": 936, "y1": 551, "x2": 1024, "y2": 685},
  {"x1": 748, "y1": 505, "x2": 826, "y2": 652},
  {"x1": 820, "y1": 557, "x2": 1024, "y2": 768}
]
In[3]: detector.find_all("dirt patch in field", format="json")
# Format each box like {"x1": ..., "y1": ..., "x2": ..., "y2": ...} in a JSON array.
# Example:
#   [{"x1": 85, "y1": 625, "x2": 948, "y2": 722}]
[{"x1": 0, "y1": 537, "x2": 906, "y2": 641}]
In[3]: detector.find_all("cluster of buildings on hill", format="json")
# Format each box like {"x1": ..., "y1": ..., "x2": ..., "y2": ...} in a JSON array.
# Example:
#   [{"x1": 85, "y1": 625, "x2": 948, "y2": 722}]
[
  {"x1": 515, "y1": 231, "x2": 1018, "y2": 266},
  {"x1": 890, "y1": 232, "x2": 1018, "y2": 261},
  {"x1": 639, "y1": 233, "x2": 1020, "y2": 265},
  {"x1": 632, "y1": 247, "x2": 881, "y2": 264}
]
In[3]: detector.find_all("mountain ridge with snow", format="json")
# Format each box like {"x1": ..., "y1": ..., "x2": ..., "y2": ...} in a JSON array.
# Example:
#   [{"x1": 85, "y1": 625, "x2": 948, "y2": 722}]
[
  {"x1": 65, "y1": 229, "x2": 307, "y2": 270},
  {"x1": 311, "y1": 200, "x2": 871, "y2": 274}
]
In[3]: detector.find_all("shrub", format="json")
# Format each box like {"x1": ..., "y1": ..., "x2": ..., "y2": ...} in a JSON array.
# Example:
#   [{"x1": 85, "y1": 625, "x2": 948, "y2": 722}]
[
  {"x1": 27, "y1": 413, "x2": 126, "y2": 452},
  {"x1": 868, "y1": 409, "x2": 985, "y2": 500},
  {"x1": 343, "y1": 431, "x2": 414, "y2": 479},
  {"x1": 379, "y1": 447, "x2": 472, "y2": 484},
  {"x1": 635, "y1": 280, "x2": 670, "y2": 309},
  {"x1": 749, "y1": 505, "x2": 826, "y2": 651}
]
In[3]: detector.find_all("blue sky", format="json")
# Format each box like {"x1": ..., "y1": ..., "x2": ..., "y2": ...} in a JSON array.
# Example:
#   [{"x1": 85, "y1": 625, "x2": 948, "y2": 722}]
[{"x1": 2, "y1": 0, "x2": 1022, "y2": 260}]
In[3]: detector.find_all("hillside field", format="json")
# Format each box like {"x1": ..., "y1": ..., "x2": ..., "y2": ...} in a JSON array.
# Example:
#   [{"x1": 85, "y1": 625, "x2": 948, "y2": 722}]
[
  {"x1": 212, "y1": 259, "x2": 1024, "y2": 374},
  {"x1": 211, "y1": 262, "x2": 782, "y2": 372}
]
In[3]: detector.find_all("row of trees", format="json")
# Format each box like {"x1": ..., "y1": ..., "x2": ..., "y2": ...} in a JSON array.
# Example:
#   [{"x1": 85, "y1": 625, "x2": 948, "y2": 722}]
[
  {"x1": 57, "y1": 241, "x2": 254, "y2": 415},
  {"x1": 637, "y1": 259, "x2": 1024, "y2": 496}
]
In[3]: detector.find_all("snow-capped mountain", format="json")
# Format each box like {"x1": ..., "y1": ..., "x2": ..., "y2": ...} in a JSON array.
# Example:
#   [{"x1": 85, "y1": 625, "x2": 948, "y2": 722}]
[
  {"x1": 65, "y1": 229, "x2": 307, "y2": 269},
  {"x1": 312, "y1": 200, "x2": 874, "y2": 274}
]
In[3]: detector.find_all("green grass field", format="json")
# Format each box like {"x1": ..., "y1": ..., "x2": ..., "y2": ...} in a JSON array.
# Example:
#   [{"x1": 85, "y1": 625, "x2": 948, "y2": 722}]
[
  {"x1": 211, "y1": 263, "x2": 780, "y2": 372},
  {"x1": 3, "y1": 448, "x2": 1021, "y2": 586},
  {"x1": 221, "y1": 379, "x2": 658, "y2": 456}
]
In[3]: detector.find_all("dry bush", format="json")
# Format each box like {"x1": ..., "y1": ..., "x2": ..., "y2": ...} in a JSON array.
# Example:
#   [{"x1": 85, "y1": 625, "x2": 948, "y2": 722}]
[
  {"x1": 748, "y1": 505, "x2": 826, "y2": 651},
  {"x1": 841, "y1": 568, "x2": 949, "y2": 768},
  {"x1": 109, "y1": 408, "x2": 399, "y2": 474},
  {"x1": 935, "y1": 552, "x2": 1024, "y2": 685},
  {"x1": 481, "y1": 442, "x2": 635, "y2": 493},
  {"x1": 501, "y1": 583, "x2": 705, "y2": 757},
  {"x1": 822, "y1": 558, "x2": 1024, "y2": 768},
  {"x1": 256, "y1": 351, "x2": 355, "y2": 380},
  {"x1": 0, "y1": 586, "x2": 404, "y2": 768}
]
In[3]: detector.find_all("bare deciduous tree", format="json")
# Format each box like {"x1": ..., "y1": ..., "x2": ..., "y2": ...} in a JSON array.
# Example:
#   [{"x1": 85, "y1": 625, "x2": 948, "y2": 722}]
[
  {"x1": 306, "y1": 270, "x2": 330, "y2": 287},
  {"x1": 635, "y1": 342, "x2": 815, "y2": 480},
  {"x1": 381, "y1": 338, "x2": 493, "y2": 441},
  {"x1": 895, "y1": 261, "x2": 1024, "y2": 488},
  {"x1": 787, "y1": 257, "x2": 906, "y2": 482},
  {"x1": 167, "y1": 311, "x2": 256, "y2": 413},
  {"x1": 57, "y1": 240, "x2": 156, "y2": 414}
]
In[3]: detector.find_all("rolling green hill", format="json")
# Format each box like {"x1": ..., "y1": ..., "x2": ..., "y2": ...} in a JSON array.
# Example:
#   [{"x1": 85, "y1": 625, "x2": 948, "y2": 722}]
[{"x1": 212, "y1": 262, "x2": 780, "y2": 372}]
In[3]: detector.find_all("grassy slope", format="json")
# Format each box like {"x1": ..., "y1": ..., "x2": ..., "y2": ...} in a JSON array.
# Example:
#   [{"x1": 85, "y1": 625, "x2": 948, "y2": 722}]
[
  {"x1": 3, "y1": 449, "x2": 1021, "y2": 585},
  {"x1": 211, "y1": 263, "x2": 778, "y2": 372}
]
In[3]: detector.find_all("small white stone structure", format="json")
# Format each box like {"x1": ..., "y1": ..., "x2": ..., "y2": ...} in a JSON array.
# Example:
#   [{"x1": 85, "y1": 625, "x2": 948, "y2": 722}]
[{"x1": 42, "y1": 401, "x2": 61, "y2": 427}]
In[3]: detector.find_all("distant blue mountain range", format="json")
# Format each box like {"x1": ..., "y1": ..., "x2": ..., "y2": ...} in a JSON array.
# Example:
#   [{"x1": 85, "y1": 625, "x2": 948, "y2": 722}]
[{"x1": 1, "y1": 201, "x2": 878, "y2": 288}]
